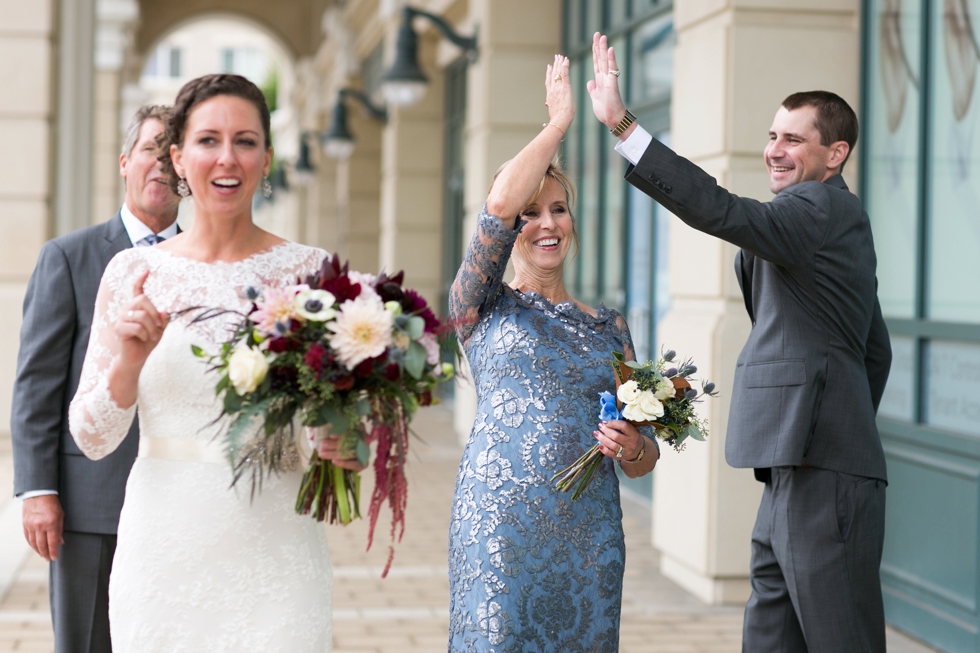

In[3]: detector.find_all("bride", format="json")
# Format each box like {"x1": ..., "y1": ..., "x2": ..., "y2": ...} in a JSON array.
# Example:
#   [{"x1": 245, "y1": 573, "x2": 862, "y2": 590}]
[{"x1": 69, "y1": 74, "x2": 357, "y2": 651}]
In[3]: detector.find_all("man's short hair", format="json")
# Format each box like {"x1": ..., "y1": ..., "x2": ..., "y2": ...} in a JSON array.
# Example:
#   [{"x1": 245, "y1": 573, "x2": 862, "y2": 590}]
[
  {"x1": 120, "y1": 105, "x2": 171, "y2": 158},
  {"x1": 781, "y1": 91, "x2": 858, "y2": 170}
]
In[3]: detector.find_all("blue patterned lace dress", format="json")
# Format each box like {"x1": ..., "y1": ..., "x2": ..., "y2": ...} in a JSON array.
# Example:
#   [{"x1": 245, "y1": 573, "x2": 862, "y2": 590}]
[{"x1": 447, "y1": 207, "x2": 640, "y2": 653}]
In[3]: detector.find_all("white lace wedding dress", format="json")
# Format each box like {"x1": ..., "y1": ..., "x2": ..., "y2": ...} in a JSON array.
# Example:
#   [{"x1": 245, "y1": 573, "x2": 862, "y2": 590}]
[{"x1": 69, "y1": 242, "x2": 333, "y2": 652}]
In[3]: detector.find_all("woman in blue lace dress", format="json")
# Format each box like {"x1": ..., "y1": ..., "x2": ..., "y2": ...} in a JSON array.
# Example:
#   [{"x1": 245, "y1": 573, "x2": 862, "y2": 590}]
[{"x1": 447, "y1": 55, "x2": 659, "y2": 653}]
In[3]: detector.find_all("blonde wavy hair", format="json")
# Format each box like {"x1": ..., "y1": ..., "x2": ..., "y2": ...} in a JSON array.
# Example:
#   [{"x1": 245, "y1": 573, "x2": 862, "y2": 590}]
[{"x1": 489, "y1": 157, "x2": 580, "y2": 260}]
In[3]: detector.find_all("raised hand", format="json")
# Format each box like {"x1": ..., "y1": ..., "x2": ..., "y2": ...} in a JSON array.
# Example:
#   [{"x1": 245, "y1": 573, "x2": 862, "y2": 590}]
[
  {"x1": 587, "y1": 32, "x2": 629, "y2": 131},
  {"x1": 114, "y1": 270, "x2": 169, "y2": 370},
  {"x1": 544, "y1": 54, "x2": 574, "y2": 132}
]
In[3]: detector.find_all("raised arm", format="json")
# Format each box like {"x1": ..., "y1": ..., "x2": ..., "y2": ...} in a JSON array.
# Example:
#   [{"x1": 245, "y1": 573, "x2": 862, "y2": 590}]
[
  {"x1": 449, "y1": 55, "x2": 574, "y2": 344},
  {"x1": 68, "y1": 253, "x2": 168, "y2": 460}
]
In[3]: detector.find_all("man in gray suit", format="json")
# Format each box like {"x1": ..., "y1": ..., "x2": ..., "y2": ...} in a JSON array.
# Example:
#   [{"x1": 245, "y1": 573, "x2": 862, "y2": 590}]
[
  {"x1": 11, "y1": 105, "x2": 179, "y2": 652},
  {"x1": 587, "y1": 34, "x2": 891, "y2": 652}
]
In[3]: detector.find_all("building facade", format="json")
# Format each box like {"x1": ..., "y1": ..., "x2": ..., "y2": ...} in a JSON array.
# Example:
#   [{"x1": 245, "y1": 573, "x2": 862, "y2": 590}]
[{"x1": 0, "y1": 0, "x2": 977, "y2": 650}]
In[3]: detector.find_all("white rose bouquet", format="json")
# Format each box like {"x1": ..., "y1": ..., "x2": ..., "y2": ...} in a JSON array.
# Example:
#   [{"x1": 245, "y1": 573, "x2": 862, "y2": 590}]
[
  {"x1": 188, "y1": 253, "x2": 458, "y2": 575},
  {"x1": 552, "y1": 349, "x2": 718, "y2": 499}
]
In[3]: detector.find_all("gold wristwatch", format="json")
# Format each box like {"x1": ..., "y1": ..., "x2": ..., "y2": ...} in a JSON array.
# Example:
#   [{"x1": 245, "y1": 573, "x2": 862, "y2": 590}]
[{"x1": 610, "y1": 110, "x2": 636, "y2": 137}]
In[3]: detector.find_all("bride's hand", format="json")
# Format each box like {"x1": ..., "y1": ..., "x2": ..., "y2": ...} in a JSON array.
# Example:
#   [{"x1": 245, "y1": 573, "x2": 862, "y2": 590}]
[
  {"x1": 317, "y1": 431, "x2": 369, "y2": 472},
  {"x1": 545, "y1": 54, "x2": 574, "y2": 132},
  {"x1": 114, "y1": 270, "x2": 169, "y2": 370}
]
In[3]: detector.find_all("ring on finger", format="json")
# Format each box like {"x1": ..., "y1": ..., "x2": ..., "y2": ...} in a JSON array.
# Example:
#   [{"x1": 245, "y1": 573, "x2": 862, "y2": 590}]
[
  {"x1": 554, "y1": 74, "x2": 562, "y2": 81},
  {"x1": 609, "y1": 69, "x2": 621, "y2": 77},
  {"x1": 616, "y1": 445, "x2": 624, "y2": 459},
  {"x1": 127, "y1": 310, "x2": 135, "y2": 320}
]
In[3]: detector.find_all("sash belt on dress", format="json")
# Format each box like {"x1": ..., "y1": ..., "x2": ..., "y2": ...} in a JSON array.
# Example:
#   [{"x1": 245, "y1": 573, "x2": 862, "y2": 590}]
[{"x1": 138, "y1": 435, "x2": 227, "y2": 465}]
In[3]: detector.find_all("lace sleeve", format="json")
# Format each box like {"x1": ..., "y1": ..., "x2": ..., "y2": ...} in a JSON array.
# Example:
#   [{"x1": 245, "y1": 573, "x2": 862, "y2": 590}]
[
  {"x1": 68, "y1": 251, "x2": 144, "y2": 460},
  {"x1": 449, "y1": 205, "x2": 523, "y2": 345},
  {"x1": 612, "y1": 311, "x2": 659, "y2": 451}
]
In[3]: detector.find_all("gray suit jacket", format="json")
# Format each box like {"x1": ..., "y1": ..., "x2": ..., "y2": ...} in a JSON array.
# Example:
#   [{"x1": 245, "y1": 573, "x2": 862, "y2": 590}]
[
  {"x1": 625, "y1": 139, "x2": 891, "y2": 482},
  {"x1": 11, "y1": 212, "x2": 139, "y2": 533}
]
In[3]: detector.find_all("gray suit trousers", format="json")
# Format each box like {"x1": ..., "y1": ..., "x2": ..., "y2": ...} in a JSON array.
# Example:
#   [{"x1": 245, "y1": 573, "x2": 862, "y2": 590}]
[
  {"x1": 50, "y1": 532, "x2": 115, "y2": 653},
  {"x1": 743, "y1": 467, "x2": 886, "y2": 653}
]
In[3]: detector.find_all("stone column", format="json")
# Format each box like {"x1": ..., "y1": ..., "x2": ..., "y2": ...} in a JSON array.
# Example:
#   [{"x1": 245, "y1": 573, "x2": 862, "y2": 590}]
[
  {"x1": 91, "y1": 0, "x2": 139, "y2": 224},
  {"x1": 0, "y1": 0, "x2": 58, "y2": 437},
  {"x1": 54, "y1": 0, "x2": 96, "y2": 236},
  {"x1": 378, "y1": 30, "x2": 445, "y2": 306},
  {"x1": 651, "y1": 0, "x2": 861, "y2": 603},
  {"x1": 452, "y1": 0, "x2": 562, "y2": 441},
  {"x1": 343, "y1": 110, "x2": 381, "y2": 273}
]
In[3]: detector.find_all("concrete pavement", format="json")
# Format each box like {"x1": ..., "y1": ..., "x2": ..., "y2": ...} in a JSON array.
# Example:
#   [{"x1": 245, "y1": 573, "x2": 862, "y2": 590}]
[{"x1": 0, "y1": 405, "x2": 938, "y2": 652}]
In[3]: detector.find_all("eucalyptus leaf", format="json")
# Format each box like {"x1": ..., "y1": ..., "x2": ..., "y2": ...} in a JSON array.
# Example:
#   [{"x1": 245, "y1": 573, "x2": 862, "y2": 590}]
[
  {"x1": 685, "y1": 424, "x2": 706, "y2": 441},
  {"x1": 191, "y1": 344, "x2": 206, "y2": 358},
  {"x1": 624, "y1": 361, "x2": 643, "y2": 370},
  {"x1": 404, "y1": 341, "x2": 426, "y2": 379},
  {"x1": 356, "y1": 398, "x2": 371, "y2": 416},
  {"x1": 406, "y1": 316, "x2": 425, "y2": 340},
  {"x1": 311, "y1": 404, "x2": 349, "y2": 434},
  {"x1": 223, "y1": 390, "x2": 242, "y2": 413},
  {"x1": 355, "y1": 438, "x2": 370, "y2": 466},
  {"x1": 612, "y1": 351, "x2": 625, "y2": 362}
]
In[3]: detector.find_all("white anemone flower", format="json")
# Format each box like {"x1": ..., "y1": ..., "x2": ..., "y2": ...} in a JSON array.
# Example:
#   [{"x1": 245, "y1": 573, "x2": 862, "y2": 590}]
[
  {"x1": 327, "y1": 295, "x2": 394, "y2": 369},
  {"x1": 294, "y1": 289, "x2": 337, "y2": 322}
]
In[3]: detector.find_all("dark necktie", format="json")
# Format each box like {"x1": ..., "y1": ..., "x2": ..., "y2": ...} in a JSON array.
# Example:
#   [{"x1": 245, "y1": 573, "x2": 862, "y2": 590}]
[{"x1": 138, "y1": 234, "x2": 166, "y2": 247}]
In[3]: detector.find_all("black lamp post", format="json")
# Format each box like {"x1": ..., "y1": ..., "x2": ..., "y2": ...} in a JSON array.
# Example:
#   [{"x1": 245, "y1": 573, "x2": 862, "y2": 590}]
[
  {"x1": 290, "y1": 136, "x2": 315, "y2": 186},
  {"x1": 380, "y1": 5, "x2": 478, "y2": 107},
  {"x1": 321, "y1": 88, "x2": 387, "y2": 160}
]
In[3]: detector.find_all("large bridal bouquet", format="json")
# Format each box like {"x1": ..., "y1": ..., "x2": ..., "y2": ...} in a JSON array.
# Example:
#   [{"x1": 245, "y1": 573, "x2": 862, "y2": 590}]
[
  {"x1": 191, "y1": 254, "x2": 457, "y2": 573},
  {"x1": 553, "y1": 349, "x2": 718, "y2": 500}
]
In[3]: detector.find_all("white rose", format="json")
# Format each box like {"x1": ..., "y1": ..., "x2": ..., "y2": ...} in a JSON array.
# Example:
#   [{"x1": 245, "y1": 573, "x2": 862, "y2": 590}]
[
  {"x1": 228, "y1": 345, "x2": 269, "y2": 395},
  {"x1": 654, "y1": 377, "x2": 675, "y2": 401},
  {"x1": 617, "y1": 380, "x2": 640, "y2": 404},
  {"x1": 623, "y1": 390, "x2": 664, "y2": 422}
]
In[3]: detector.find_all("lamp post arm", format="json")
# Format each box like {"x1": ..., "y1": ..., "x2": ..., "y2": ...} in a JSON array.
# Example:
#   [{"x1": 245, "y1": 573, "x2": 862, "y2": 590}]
[
  {"x1": 339, "y1": 88, "x2": 388, "y2": 122},
  {"x1": 407, "y1": 6, "x2": 478, "y2": 58}
]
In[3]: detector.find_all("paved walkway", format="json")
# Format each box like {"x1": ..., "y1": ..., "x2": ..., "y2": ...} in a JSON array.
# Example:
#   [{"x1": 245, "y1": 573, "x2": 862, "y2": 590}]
[{"x1": 0, "y1": 405, "x2": 938, "y2": 652}]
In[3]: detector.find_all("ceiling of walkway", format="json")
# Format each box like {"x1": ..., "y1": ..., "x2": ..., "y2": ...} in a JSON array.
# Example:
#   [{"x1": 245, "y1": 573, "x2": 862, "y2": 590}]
[{"x1": 137, "y1": 0, "x2": 333, "y2": 58}]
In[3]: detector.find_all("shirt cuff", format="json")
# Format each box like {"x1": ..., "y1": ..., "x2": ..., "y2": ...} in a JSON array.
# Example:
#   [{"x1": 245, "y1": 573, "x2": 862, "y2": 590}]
[
  {"x1": 18, "y1": 490, "x2": 58, "y2": 500},
  {"x1": 613, "y1": 124, "x2": 653, "y2": 166}
]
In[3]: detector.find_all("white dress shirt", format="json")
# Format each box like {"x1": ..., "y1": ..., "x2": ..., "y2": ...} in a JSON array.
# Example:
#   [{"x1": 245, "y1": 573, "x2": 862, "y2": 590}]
[
  {"x1": 19, "y1": 206, "x2": 177, "y2": 500},
  {"x1": 613, "y1": 124, "x2": 654, "y2": 166}
]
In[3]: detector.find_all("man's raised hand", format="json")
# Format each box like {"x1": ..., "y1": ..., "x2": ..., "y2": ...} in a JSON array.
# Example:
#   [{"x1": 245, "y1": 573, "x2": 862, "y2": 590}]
[{"x1": 587, "y1": 32, "x2": 629, "y2": 132}]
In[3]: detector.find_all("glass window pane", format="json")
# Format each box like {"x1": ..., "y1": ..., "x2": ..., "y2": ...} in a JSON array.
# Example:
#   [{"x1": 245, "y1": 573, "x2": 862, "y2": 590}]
[
  {"x1": 627, "y1": 186, "x2": 654, "y2": 362},
  {"x1": 578, "y1": 65, "x2": 601, "y2": 306},
  {"x1": 602, "y1": 35, "x2": 629, "y2": 312},
  {"x1": 878, "y1": 335, "x2": 916, "y2": 421},
  {"x1": 584, "y1": 0, "x2": 604, "y2": 38},
  {"x1": 924, "y1": 340, "x2": 980, "y2": 436},
  {"x1": 654, "y1": 130, "x2": 672, "y2": 329},
  {"x1": 565, "y1": 0, "x2": 583, "y2": 49},
  {"x1": 926, "y1": 0, "x2": 980, "y2": 322},
  {"x1": 564, "y1": 60, "x2": 584, "y2": 292},
  {"x1": 864, "y1": 0, "x2": 922, "y2": 319},
  {"x1": 630, "y1": 13, "x2": 675, "y2": 108}
]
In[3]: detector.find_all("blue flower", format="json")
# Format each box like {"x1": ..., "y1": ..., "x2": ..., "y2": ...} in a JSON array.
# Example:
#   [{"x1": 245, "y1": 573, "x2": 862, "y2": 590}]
[{"x1": 598, "y1": 391, "x2": 622, "y2": 422}]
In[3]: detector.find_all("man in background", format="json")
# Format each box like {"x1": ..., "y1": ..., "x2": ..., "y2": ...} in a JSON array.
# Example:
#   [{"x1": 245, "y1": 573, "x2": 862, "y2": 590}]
[{"x1": 11, "y1": 105, "x2": 180, "y2": 652}]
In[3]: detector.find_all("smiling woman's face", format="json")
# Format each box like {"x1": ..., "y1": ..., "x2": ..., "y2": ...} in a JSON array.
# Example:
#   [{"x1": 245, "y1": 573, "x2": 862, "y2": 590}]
[
  {"x1": 171, "y1": 94, "x2": 271, "y2": 217},
  {"x1": 513, "y1": 177, "x2": 575, "y2": 273}
]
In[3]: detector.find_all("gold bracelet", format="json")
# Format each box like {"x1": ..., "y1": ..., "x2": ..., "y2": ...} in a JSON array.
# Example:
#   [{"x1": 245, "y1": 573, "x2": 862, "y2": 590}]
[
  {"x1": 543, "y1": 122, "x2": 565, "y2": 141},
  {"x1": 622, "y1": 436, "x2": 646, "y2": 464}
]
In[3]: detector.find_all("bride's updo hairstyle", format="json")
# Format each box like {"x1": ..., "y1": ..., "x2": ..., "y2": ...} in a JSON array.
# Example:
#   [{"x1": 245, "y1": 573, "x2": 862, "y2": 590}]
[{"x1": 157, "y1": 73, "x2": 271, "y2": 194}]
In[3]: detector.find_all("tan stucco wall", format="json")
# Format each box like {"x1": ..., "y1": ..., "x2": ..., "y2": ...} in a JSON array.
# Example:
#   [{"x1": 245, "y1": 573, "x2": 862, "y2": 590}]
[{"x1": 0, "y1": 0, "x2": 56, "y2": 438}]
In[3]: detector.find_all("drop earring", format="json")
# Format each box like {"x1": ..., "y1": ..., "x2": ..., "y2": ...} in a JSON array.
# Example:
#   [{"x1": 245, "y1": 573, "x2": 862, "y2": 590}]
[
  {"x1": 261, "y1": 177, "x2": 272, "y2": 198},
  {"x1": 177, "y1": 178, "x2": 191, "y2": 198}
]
